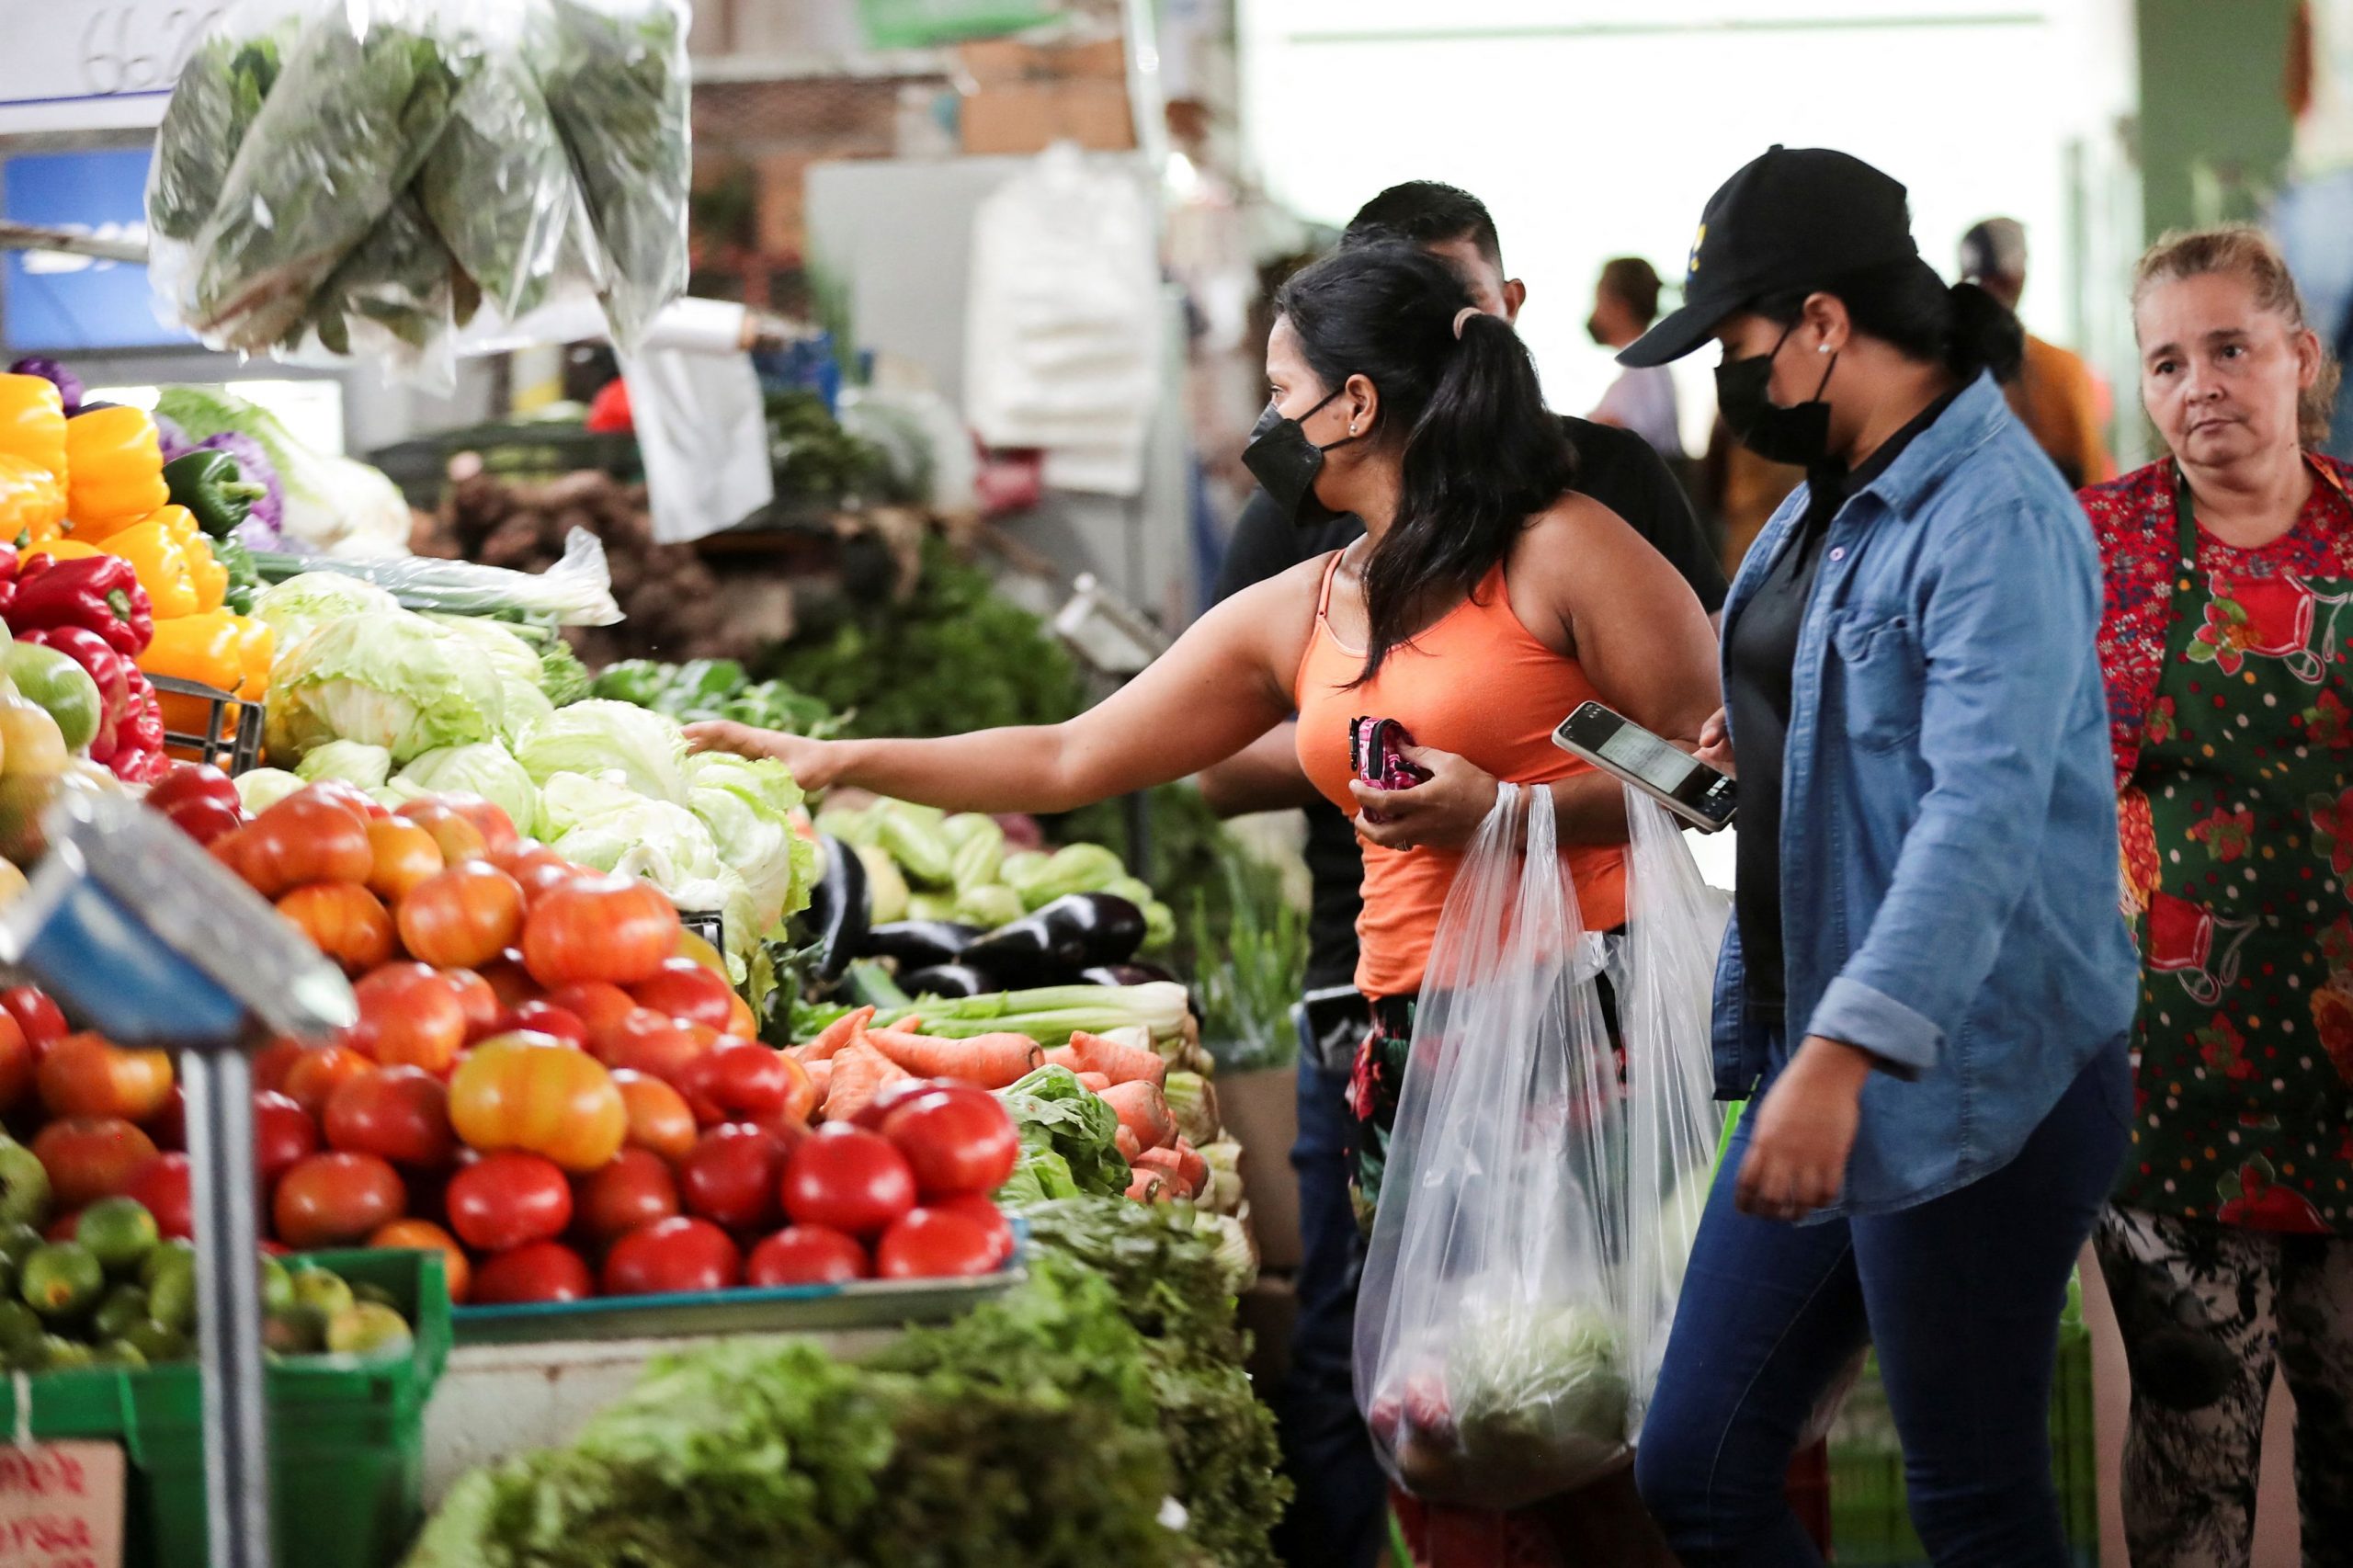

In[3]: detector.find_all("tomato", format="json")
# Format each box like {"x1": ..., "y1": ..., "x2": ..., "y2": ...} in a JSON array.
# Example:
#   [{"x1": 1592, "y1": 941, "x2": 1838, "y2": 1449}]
[
  {"x1": 273, "y1": 1151, "x2": 405, "y2": 1249},
  {"x1": 511, "y1": 858, "x2": 585, "y2": 907},
  {"x1": 676, "y1": 1124, "x2": 789, "y2": 1231},
  {"x1": 923, "y1": 1192, "x2": 1016, "y2": 1267},
  {"x1": 610, "y1": 1071, "x2": 698, "y2": 1164},
  {"x1": 148, "y1": 1085, "x2": 187, "y2": 1150},
  {"x1": 433, "y1": 793, "x2": 518, "y2": 855},
  {"x1": 163, "y1": 796, "x2": 244, "y2": 847},
  {"x1": 745, "y1": 1225, "x2": 870, "y2": 1288},
  {"x1": 522, "y1": 876, "x2": 677, "y2": 989},
  {"x1": 441, "y1": 970, "x2": 503, "y2": 1044},
  {"x1": 123, "y1": 1153, "x2": 194, "y2": 1241},
  {"x1": 240, "y1": 794, "x2": 372, "y2": 897},
  {"x1": 470, "y1": 1241, "x2": 593, "y2": 1306},
  {"x1": 874, "y1": 1207, "x2": 1006, "y2": 1280},
  {"x1": 489, "y1": 839, "x2": 562, "y2": 878},
  {"x1": 396, "y1": 862, "x2": 526, "y2": 971},
  {"x1": 253, "y1": 1091, "x2": 318, "y2": 1187},
  {"x1": 362, "y1": 817, "x2": 444, "y2": 903},
  {"x1": 880, "y1": 1086, "x2": 1020, "y2": 1200},
  {"x1": 476, "y1": 950, "x2": 541, "y2": 1011},
  {"x1": 0, "y1": 988, "x2": 65, "y2": 1050},
  {"x1": 324, "y1": 1067, "x2": 456, "y2": 1169},
  {"x1": 448, "y1": 1034, "x2": 626, "y2": 1173},
  {"x1": 628, "y1": 958, "x2": 737, "y2": 1032},
  {"x1": 369, "y1": 1218, "x2": 472, "y2": 1304},
  {"x1": 251, "y1": 1040, "x2": 305, "y2": 1097},
  {"x1": 723, "y1": 993, "x2": 758, "y2": 1040},
  {"x1": 36, "y1": 1033, "x2": 173, "y2": 1123},
  {"x1": 277, "y1": 883, "x2": 395, "y2": 976},
  {"x1": 850, "y1": 1077, "x2": 941, "y2": 1132},
  {"x1": 575, "y1": 1148, "x2": 680, "y2": 1244},
  {"x1": 348, "y1": 964, "x2": 467, "y2": 1074},
  {"x1": 496, "y1": 1002, "x2": 585, "y2": 1051},
  {"x1": 780, "y1": 1126, "x2": 916, "y2": 1239},
  {"x1": 446, "y1": 1150, "x2": 573, "y2": 1253},
  {"x1": 0, "y1": 1011, "x2": 29, "y2": 1116},
  {"x1": 553, "y1": 984, "x2": 642, "y2": 1056},
  {"x1": 279, "y1": 1045, "x2": 374, "y2": 1123},
  {"x1": 601, "y1": 1217, "x2": 741, "y2": 1297},
  {"x1": 676, "y1": 1041, "x2": 804, "y2": 1127},
  {"x1": 146, "y1": 762, "x2": 240, "y2": 817},
  {"x1": 592, "y1": 1010, "x2": 711, "y2": 1086},
  {"x1": 298, "y1": 781, "x2": 386, "y2": 822},
  {"x1": 395, "y1": 801, "x2": 489, "y2": 865}
]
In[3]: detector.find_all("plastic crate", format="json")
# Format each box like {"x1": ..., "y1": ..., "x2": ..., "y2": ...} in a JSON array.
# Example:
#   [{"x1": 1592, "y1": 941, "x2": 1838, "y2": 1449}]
[
  {"x1": 0, "y1": 1247, "x2": 450, "y2": 1568},
  {"x1": 367, "y1": 424, "x2": 642, "y2": 510},
  {"x1": 1826, "y1": 1315, "x2": 2097, "y2": 1565},
  {"x1": 148, "y1": 675, "x2": 263, "y2": 777}
]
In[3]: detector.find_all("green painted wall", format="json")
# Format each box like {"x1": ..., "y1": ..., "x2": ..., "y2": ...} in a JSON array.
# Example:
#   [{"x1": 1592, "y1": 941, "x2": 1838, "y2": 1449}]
[{"x1": 2138, "y1": 0, "x2": 2299, "y2": 237}]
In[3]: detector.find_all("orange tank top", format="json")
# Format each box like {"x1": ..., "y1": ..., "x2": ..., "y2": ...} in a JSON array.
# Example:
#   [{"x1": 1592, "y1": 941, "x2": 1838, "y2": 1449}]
[{"x1": 1293, "y1": 551, "x2": 1625, "y2": 1000}]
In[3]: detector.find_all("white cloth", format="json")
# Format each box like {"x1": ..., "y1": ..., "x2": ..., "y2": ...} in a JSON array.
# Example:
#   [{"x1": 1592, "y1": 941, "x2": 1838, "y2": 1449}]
[
  {"x1": 620, "y1": 346, "x2": 775, "y2": 545},
  {"x1": 1592, "y1": 365, "x2": 1685, "y2": 460}
]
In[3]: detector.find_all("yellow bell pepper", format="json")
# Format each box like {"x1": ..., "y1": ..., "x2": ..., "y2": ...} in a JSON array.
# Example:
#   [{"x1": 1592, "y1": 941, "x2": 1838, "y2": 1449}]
[
  {"x1": 97, "y1": 515, "x2": 197, "y2": 620},
  {"x1": 165, "y1": 514, "x2": 228, "y2": 616},
  {"x1": 230, "y1": 614, "x2": 273, "y2": 701},
  {"x1": 0, "y1": 453, "x2": 64, "y2": 549},
  {"x1": 64, "y1": 406, "x2": 166, "y2": 538},
  {"x1": 20, "y1": 538, "x2": 103, "y2": 565},
  {"x1": 0, "y1": 376, "x2": 66, "y2": 483},
  {"x1": 142, "y1": 611, "x2": 246, "y2": 745}
]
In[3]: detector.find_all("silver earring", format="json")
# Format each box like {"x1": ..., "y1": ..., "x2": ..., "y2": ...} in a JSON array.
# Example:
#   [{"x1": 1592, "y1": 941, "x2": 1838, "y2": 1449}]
[{"x1": 1818, "y1": 344, "x2": 1831, "y2": 354}]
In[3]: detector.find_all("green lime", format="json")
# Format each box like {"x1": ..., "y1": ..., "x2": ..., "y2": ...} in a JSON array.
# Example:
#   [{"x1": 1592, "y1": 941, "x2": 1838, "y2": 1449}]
[
  {"x1": 259, "y1": 1256, "x2": 293, "y2": 1314},
  {"x1": 90, "y1": 1285, "x2": 147, "y2": 1344},
  {"x1": 20, "y1": 1244, "x2": 102, "y2": 1321},
  {"x1": 139, "y1": 1238, "x2": 196, "y2": 1292},
  {"x1": 0, "y1": 1301, "x2": 41, "y2": 1351},
  {"x1": 147, "y1": 1262, "x2": 196, "y2": 1335},
  {"x1": 35, "y1": 1336, "x2": 93, "y2": 1372},
  {"x1": 0, "y1": 1221, "x2": 44, "y2": 1272},
  {"x1": 75, "y1": 1199, "x2": 156, "y2": 1275},
  {"x1": 123, "y1": 1320, "x2": 191, "y2": 1365},
  {"x1": 0, "y1": 1142, "x2": 50, "y2": 1232}
]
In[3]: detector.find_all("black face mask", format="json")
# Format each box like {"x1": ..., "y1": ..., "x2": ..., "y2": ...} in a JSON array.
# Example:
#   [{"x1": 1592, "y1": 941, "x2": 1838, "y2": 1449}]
[
  {"x1": 1716, "y1": 324, "x2": 1839, "y2": 468},
  {"x1": 1243, "y1": 387, "x2": 1359, "y2": 528}
]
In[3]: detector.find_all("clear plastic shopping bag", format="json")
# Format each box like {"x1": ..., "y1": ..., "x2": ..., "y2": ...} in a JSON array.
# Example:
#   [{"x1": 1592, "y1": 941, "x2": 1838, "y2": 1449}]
[{"x1": 1355, "y1": 785, "x2": 1726, "y2": 1509}]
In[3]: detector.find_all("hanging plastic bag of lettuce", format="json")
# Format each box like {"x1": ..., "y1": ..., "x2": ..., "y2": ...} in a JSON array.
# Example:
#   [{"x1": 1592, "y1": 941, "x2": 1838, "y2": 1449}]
[{"x1": 535, "y1": 0, "x2": 691, "y2": 347}]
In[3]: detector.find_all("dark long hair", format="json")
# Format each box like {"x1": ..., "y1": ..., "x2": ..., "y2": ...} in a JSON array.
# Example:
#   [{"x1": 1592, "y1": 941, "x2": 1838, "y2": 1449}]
[
  {"x1": 1756, "y1": 258, "x2": 2025, "y2": 384},
  {"x1": 1273, "y1": 242, "x2": 1574, "y2": 684}
]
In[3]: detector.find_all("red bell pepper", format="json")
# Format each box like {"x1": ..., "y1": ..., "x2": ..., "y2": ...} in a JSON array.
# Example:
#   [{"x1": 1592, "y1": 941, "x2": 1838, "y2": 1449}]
[
  {"x1": 16, "y1": 625, "x2": 130, "y2": 761},
  {"x1": 108, "y1": 671, "x2": 168, "y2": 784},
  {"x1": 10, "y1": 554, "x2": 152, "y2": 657},
  {"x1": 0, "y1": 543, "x2": 22, "y2": 618}
]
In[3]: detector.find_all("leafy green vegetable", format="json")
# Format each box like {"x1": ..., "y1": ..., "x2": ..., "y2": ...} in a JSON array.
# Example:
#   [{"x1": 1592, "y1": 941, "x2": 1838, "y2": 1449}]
[
  {"x1": 296, "y1": 739, "x2": 392, "y2": 790},
  {"x1": 159, "y1": 388, "x2": 414, "y2": 559},
  {"x1": 147, "y1": 24, "x2": 293, "y2": 242},
  {"x1": 417, "y1": 27, "x2": 574, "y2": 320},
  {"x1": 266, "y1": 611, "x2": 506, "y2": 765},
  {"x1": 233, "y1": 767, "x2": 305, "y2": 815},
  {"x1": 888, "y1": 983, "x2": 1192, "y2": 1046},
  {"x1": 686, "y1": 751, "x2": 821, "y2": 938},
  {"x1": 252, "y1": 573, "x2": 401, "y2": 657},
  {"x1": 997, "y1": 1066, "x2": 1130, "y2": 1199},
  {"x1": 516, "y1": 699, "x2": 690, "y2": 803},
  {"x1": 537, "y1": 637, "x2": 593, "y2": 706},
  {"x1": 396, "y1": 743, "x2": 540, "y2": 835}
]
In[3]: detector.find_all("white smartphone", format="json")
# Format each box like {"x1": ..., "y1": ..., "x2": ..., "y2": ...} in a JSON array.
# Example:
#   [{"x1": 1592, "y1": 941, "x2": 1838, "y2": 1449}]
[{"x1": 1552, "y1": 701, "x2": 1737, "y2": 833}]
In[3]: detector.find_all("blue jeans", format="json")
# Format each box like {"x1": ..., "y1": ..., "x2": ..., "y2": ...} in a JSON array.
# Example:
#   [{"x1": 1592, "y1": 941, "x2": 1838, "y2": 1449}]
[
  {"x1": 1635, "y1": 1041, "x2": 2131, "y2": 1566},
  {"x1": 1269, "y1": 1038, "x2": 1389, "y2": 1568}
]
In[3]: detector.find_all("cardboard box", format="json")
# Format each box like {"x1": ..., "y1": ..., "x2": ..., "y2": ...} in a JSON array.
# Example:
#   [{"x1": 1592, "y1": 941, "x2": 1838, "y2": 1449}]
[
  {"x1": 959, "y1": 36, "x2": 1127, "y2": 84},
  {"x1": 960, "y1": 80, "x2": 1135, "y2": 155},
  {"x1": 1215, "y1": 1066, "x2": 1302, "y2": 1274}
]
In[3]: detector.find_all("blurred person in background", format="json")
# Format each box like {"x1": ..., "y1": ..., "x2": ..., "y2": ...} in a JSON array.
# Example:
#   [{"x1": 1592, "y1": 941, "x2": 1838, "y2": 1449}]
[
  {"x1": 1589, "y1": 256, "x2": 1688, "y2": 460},
  {"x1": 1200, "y1": 179, "x2": 1725, "y2": 1568},
  {"x1": 1701, "y1": 414, "x2": 1805, "y2": 578},
  {"x1": 2279, "y1": 0, "x2": 2353, "y2": 459},
  {"x1": 2086, "y1": 223, "x2": 2353, "y2": 1568},
  {"x1": 1622, "y1": 146, "x2": 2137, "y2": 1568},
  {"x1": 1959, "y1": 218, "x2": 2114, "y2": 487}
]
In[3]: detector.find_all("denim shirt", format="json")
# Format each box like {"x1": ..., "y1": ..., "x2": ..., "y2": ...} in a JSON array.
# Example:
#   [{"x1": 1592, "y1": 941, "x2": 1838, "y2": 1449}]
[{"x1": 1713, "y1": 372, "x2": 2139, "y2": 1217}]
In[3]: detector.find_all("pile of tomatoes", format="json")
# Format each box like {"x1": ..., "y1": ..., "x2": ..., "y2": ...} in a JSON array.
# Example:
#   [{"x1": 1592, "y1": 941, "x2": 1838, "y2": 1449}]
[{"x1": 61, "y1": 777, "x2": 1027, "y2": 1305}]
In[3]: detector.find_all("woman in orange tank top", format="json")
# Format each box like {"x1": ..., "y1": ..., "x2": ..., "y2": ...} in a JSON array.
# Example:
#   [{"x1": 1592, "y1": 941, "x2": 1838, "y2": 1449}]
[{"x1": 690, "y1": 239, "x2": 1720, "y2": 1201}]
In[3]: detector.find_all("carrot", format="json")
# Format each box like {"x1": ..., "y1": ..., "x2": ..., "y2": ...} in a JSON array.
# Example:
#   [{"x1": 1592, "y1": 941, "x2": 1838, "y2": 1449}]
[
  {"x1": 1043, "y1": 1045, "x2": 1084, "y2": 1073},
  {"x1": 1115, "y1": 1125, "x2": 1142, "y2": 1163},
  {"x1": 1169, "y1": 1136, "x2": 1208, "y2": 1193},
  {"x1": 1100, "y1": 1080, "x2": 1176, "y2": 1151},
  {"x1": 804, "y1": 1058, "x2": 834, "y2": 1108},
  {"x1": 824, "y1": 1040, "x2": 909, "y2": 1123},
  {"x1": 864, "y1": 1027, "x2": 1042, "y2": 1089},
  {"x1": 1131, "y1": 1146, "x2": 1197, "y2": 1199},
  {"x1": 800, "y1": 1006, "x2": 875, "y2": 1063},
  {"x1": 1125, "y1": 1168, "x2": 1169, "y2": 1204},
  {"x1": 1076, "y1": 1072, "x2": 1112, "y2": 1093},
  {"x1": 1066, "y1": 1029, "x2": 1167, "y2": 1088}
]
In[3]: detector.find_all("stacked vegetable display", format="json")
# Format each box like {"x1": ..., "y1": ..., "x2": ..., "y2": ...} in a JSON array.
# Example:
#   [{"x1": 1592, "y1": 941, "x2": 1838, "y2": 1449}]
[{"x1": 589, "y1": 656, "x2": 842, "y2": 739}]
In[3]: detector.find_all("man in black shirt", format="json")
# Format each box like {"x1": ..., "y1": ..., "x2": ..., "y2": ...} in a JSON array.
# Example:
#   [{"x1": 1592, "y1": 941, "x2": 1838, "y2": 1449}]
[{"x1": 1199, "y1": 180, "x2": 1726, "y2": 1568}]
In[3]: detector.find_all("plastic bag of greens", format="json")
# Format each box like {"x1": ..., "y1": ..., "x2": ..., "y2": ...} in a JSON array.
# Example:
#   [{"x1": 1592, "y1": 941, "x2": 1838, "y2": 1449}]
[
  {"x1": 1354, "y1": 783, "x2": 1632, "y2": 1509},
  {"x1": 146, "y1": 3, "x2": 305, "y2": 248},
  {"x1": 536, "y1": 0, "x2": 691, "y2": 347}
]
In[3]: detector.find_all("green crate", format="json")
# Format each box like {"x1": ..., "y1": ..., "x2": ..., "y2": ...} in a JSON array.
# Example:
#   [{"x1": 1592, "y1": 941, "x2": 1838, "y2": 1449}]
[
  {"x1": 1826, "y1": 1310, "x2": 2097, "y2": 1565},
  {"x1": 0, "y1": 1247, "x2": 450, "y2": 1568},
  {"x1": 855, "y1": 0, "x2": 1061, "y2": 49}
]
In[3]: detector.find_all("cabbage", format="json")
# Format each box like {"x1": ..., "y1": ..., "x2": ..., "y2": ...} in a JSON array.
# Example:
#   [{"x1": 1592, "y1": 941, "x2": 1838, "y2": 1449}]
[
  {"x1": 398, "y1": 743, "x2": 540, "y2": 834},
  {"x1": 687, "y1": 752, "x2": 819, "y2": 937},
  {"x1": 295, "y1": 740, "x2": 392, "y2": 789},
  {"x1": 499, "y1": 677, "x2": 554, "y2": 744},
  {"x1": 515, "y1": 699, "x2": 688, "y2": 804},
  {"x1": 422, "y1": 614, "x2": 542, "y2": 689},
  {"x1": 540, "y1": 771, "x2": 722, "y2": 885},
  {"x1": 266, "y1": 612, "x2": 505, "y2": 764},
  {"x1": 253, "y1": 574, "x2": 399, "y2": 656},
  {"x1": 233, "y1": 767, "x2": 304, "y2": 813}
]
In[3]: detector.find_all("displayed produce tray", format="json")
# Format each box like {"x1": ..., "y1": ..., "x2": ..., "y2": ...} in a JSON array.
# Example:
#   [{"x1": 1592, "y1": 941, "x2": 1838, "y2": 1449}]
[{"x1": 451, "y1": 1262, "x2": 1026, "y2": 1346}]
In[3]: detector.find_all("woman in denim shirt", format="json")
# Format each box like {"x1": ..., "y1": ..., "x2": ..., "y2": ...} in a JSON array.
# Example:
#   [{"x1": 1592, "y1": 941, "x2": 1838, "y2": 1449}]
[{"x1": 1622, "y1": 148, "x2": 2141, "y2": 1566}]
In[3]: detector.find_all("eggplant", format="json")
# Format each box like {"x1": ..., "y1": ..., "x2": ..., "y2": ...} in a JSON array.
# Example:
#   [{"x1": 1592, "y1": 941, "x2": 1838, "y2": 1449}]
[
  {"x1": 858, "y1": 920, "x2": 985, "y2": 971},
  {"x1": 959, "y1": 892, "x2": 1147, "y2": 984},
  {"x1": 801, "y1": 835, "x2": 870, "y2": 982},
  {"x1": 1079, "y1": 962, "x2": 1179, "y2": 987},
  {"x1": 900, "y1": 963, "x2": 1003, "y2": 1000}
]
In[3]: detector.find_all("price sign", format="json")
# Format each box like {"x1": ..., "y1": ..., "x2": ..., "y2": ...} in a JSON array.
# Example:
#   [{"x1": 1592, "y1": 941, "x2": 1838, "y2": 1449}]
[
  {"x1": 0, "y1": 1442, "x2": 124, "y2": 1568},
  {"x1": 0, "y1": 2, "x2": 228, "y2": 134}
]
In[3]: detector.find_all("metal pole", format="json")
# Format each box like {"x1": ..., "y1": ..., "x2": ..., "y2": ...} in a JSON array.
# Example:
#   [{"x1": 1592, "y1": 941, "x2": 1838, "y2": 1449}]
[{"x1": 182, "y1": 1048, "x2": 272, "y2": 1568}]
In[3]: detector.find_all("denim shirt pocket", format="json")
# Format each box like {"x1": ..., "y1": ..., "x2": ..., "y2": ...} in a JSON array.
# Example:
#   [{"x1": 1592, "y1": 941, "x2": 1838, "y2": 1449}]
[{"x1": 1830, "y1": 605, "x2": 1926, "y2": 754}]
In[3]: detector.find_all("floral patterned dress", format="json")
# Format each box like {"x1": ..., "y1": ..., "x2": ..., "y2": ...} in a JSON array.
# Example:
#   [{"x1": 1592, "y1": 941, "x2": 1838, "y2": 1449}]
[{"x1": 2092, "y1": 457, "x2": 2353, "y2": 1233}]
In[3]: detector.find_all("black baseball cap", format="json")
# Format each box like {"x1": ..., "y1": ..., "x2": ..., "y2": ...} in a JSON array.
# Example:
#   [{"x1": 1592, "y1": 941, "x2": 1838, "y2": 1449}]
[{"x1": 1619, "y1": 146, "x2": 1921, "y2": 367}]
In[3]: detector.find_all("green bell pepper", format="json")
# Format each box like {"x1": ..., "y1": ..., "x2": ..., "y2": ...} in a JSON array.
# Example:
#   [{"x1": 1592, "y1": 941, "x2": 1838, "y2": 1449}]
[
  {"x1": 212, "y1": 534, "x2": 261, "y2": 616},
  {"x1": 161, "y1": 450, "x2": 267, "y2": 540}
]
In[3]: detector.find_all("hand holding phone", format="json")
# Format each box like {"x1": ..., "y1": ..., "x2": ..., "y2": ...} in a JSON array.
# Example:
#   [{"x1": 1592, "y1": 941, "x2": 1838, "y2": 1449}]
[
  {"x1": 1349, "y1": 717, "x2": 1431, "y2": 824},
  {"x1": 1552, "y1": 701, "x2": 1736, "y2": 832}
]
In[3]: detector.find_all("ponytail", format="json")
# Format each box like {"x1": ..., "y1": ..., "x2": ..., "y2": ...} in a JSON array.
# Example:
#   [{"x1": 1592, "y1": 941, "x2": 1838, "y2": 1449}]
[
  {"x1": 1273, "y1": 243, "x2": 1574, "y2": 686},
  {"x1": 1757, "y1": 260, "x2": 2024, "y2": 384}
]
